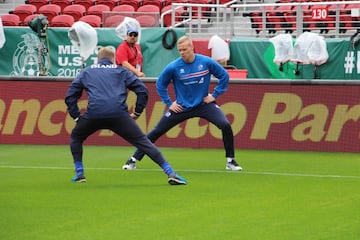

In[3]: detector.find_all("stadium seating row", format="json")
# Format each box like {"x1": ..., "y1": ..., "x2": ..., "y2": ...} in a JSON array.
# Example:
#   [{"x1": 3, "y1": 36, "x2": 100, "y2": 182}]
[
  {"x1": 0, "y1": 12, "x2": 98, "y2": 27},
  {"x1": 244, "y1": 2, "x2": 360, "y2": 34},
  {"x1": 0, "y1": 0, "x2": 215, "y2": 28},
  {"x1": 23, "y1": 0, "x2": 163, "y2": 11},
  {"x1": 0, "y1": 3, "x2": 164, "y2": 27},
  {"x1": 16, "y1": 0, "x2": 214, "y2": 12}
]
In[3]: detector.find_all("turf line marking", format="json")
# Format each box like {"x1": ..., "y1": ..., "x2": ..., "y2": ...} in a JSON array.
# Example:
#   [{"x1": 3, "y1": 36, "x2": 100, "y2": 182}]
[
  {"x1": 177, "y1": 169, "x2": 360, "y2": 179},
  {"x1": 241, "y1": 171, "x2": 360, "y2": 179},
  {"x1": 1, "y1": 165, "x2": 360, "y2": 179}
]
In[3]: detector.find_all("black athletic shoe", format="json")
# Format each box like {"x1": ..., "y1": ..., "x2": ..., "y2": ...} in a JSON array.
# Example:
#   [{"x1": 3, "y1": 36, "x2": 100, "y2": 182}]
[
  {"x1": 168, "y1": 174, "x2": 187, "y2": 185},
  {"x1": 71, "y1": 174, "x2": 86, "y2": 183}
]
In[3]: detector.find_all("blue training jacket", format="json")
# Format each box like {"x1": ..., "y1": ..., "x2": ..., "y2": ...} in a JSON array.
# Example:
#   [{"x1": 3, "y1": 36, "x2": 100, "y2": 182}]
[
  {"x1": 65, "y1": 58, "x2": 148, "y2": 119},
  {"x1": 156, "y1": 54, "x2": 229, "y2": 112}
]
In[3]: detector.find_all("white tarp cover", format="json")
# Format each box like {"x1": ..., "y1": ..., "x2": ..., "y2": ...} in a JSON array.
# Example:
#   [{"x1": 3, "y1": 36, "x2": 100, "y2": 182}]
[
  {"x1": 68, "y1": 21, "x2": 98, "y2": 61},
  {"x1": 115, "y1": 17, "x2": 141, "y2": 43},
  {"x1": 269, "y1": 33, "x2": 293, "y2": 65},
  {"x1": 208, "y1": 35, "x2": 230, "y2": 62},
  {"x1": 0, "y1": 18, "x2": 5, "y2": 49},
  {"x1": 292, "y1": 32, "x2": 328, "y2": 65}
]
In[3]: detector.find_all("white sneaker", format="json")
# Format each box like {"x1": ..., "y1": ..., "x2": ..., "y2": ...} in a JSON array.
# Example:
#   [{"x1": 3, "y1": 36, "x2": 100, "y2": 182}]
[
  {"x1": 226, "y1": 159, "x2": 243, "y2": 171},
  {"x1": 122, "y1": 158, "x2": 136, "y2": 170}
]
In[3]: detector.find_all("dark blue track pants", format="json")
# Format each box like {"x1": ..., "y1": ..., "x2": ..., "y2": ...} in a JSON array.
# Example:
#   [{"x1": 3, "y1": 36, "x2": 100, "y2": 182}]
[
  {"x1": 133, "y1": 102, "x2": 235, "y2": 160},
  {"x1": 70, "y1": 115, "x2": 166, "y2": 166}
]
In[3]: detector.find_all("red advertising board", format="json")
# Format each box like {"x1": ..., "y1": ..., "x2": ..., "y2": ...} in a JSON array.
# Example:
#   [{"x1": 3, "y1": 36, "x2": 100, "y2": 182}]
[{"x1": 0, "y1": 80, "x2": 359, "y2": 152}]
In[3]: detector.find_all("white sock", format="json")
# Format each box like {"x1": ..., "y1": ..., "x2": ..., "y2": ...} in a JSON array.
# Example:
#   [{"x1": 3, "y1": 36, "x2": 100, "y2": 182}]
[
  {"x1": 130, "y1": 157, "x2": 137, "y2": 162},
  {"x1": 227, "y1": 157, "x2": 233, "y2": 163}
]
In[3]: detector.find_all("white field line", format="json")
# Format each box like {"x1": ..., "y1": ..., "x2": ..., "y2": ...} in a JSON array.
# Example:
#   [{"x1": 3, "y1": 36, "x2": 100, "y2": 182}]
[{"x1": 0, "y1": 165, "x2": 360, "y2": 179}]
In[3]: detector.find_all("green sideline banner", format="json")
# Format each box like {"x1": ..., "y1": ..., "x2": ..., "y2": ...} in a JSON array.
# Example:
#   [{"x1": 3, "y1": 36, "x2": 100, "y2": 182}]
[
  {"x1": 229, "y1": 37, "x2": 360, "y2": 79},
  {"x1": 0, "y1": 27, "x2": 185, "y2": 78},
  {"x1": 0, "y1": 27, "x2": 359, "y2": 79}
]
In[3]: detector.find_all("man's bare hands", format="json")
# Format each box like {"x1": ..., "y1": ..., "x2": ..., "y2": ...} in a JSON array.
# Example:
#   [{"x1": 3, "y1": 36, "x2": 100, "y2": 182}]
[
  {"x1": 169, "y1": 101, "x2": 183, "y2": 113},
  {"x1": 137, "y1": 72, "x2": 145, "y2": 78},
  {"x1": 130, "y1": 113, "x2": 139, "y2": 119},
  {"x1": 203, "y1": 94, "x2": 216, "y2": 103}
]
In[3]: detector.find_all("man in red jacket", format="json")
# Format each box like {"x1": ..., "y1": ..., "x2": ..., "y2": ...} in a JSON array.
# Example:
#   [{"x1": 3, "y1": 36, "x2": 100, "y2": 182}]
[{"x1": 116, "y1": 28, "x2": 145, "y2": 77}]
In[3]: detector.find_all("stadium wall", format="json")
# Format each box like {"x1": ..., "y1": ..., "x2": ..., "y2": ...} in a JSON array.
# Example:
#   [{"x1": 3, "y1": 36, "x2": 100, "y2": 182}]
[{"x1": 0, "y1": 78, "x2": 359, "y2": 153}]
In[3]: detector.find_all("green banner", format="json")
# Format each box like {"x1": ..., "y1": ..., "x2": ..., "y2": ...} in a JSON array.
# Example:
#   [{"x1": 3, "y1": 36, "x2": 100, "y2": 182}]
[
  {"x1": 0, "y1": 27, "x2": 359, "y2": 79},
  {"x1": 0, "y1": 27, "x2": 185, "y2": 77},
  {"x1": 229, "y1": 37, "x2": 360, "y2": 80}
]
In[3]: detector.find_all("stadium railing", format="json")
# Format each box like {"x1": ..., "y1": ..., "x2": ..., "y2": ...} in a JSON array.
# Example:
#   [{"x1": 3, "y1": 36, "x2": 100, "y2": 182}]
[{"x1": 165, "y1": 0, "x2": 360, "y2": 39}]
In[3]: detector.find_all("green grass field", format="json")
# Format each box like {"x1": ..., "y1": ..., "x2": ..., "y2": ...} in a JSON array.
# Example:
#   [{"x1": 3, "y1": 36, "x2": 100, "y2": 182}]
[{"x1": 0, "y1": 144, "x2": 359, "y2": 240}]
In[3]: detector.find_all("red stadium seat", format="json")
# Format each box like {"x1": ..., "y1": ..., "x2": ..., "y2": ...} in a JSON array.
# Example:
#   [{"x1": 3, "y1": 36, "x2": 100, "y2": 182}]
[
  {"x1": 50, "y1": 14, "x2": 75, "y2": 27},
  {"x1": 242, "y1": 11, "x2": 263, "y2": 34},
  {"x1": 118, "y1": 0, "x2": 141, "y2": 11},
  {"x1": 135, "y1": 14, "x2": 158, "y2": 27},
  {"x1": 103, "y1": 14, "x2": 125, "y2": 27},
  {"x1": 0, "y1": 14, "x2": 21, "y2": 26},
  {"x1": 142, "y1": 0, "x2": 163, "y2": 10},
  {"x1": 63, "y1": 4, "x2": 86, "y2": 21},
  {"x1": 112, "y1": 4, "x2": 135, "y2": 13},
  {"x1": 38, "y1": 4, "x2": 61, "y2": 22},
  {"x1": 72, "y1": 0, "x2": 95, "y2": 10},
  {"x1": 292, "y1": 4, "x2": 313, "y2": 32},
  {"x1": 22, "y1": 14, "x2": 40, "y2": 26},
  {"x1": 328, "y1": 4, "x2": 348, "y2": 33},
  {"x1": 277, "y1": 5, "x2": 296, "y2": 34},
  {"x1": 25, "y1": 0, "x2": 49, "y2": 11},
  {"x1": 95, "y1": 0, "x2": 118, "y2": 10},
  {"x1": 217, "y1": 0, "x2": 231, "y2": 3},
  {"x1": 79, "y1": 14, "x2": 102, "y2": 27},
  {"x1": 265, "y1": 5, "x2": 282, "y2": 34},
  {"x1": 136, "y1": 5, "x2": 160, "y2": 27},
  {"x1": 87, "y1": 4, "x2": 110, "y2": 18},
  {"x1": 11, "y1": 4, "x2": 37, "y2": 24},
  {"x1": 164, "y1": 0, "x2": 187, "y2": 7},
  {"x1": 187, "y1": 0, "x2": 211, "y2": 19},
  {"x1": 346, "y1": 3, "x2": 360, "y2": 29},
  {"x1": 51, "y1": 0, "x2": 73, "y2": 12},
  {"x1": 161, "y1": 5, "x2": 185, "y2": 27},
  {"x1": 137, "y1": 4, "x2": 160, "y2": 14},
  {"x1": 112, "y1": 4, "x2": 135, "y2": 18}
]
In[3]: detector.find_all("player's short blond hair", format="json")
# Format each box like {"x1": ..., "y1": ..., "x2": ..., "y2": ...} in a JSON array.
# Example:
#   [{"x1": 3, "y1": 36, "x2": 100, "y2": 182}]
[
  {"x1": 177, "y1": 35, "x2": 193, "y2": 48},
  {"x1": 98, "y1": 47, "x2": 115, "y2": 62}
]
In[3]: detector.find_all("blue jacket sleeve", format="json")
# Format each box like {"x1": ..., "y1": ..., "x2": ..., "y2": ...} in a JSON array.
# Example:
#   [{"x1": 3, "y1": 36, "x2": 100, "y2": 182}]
[
  {"x1": 156, "y1": 65, "x2": 173, "y2": 107},
  {"x1": 64, "y1": 76, "x2": 83, "y2": 120},
  {"x1": 209, "y1": 60, "x2": 229, "y2": 99},
  {"x1": 127, "y1": 77, "x2": 149, "y2": 115}
]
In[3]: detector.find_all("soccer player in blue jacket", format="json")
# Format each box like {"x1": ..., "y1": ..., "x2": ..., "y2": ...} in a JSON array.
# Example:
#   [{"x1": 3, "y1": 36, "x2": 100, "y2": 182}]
[
  {"x1": 65, "y1": 47, "x2": 187, "y2": 185},
  {"x1": 123, "y1": 36, "x2": 243, "y2": 171}
]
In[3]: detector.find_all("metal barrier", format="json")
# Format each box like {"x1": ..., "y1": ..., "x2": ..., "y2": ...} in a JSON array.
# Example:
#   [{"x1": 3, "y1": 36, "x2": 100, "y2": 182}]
[{"x1": 167, "y1": 1, "x2": 360, "y2": 39}]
